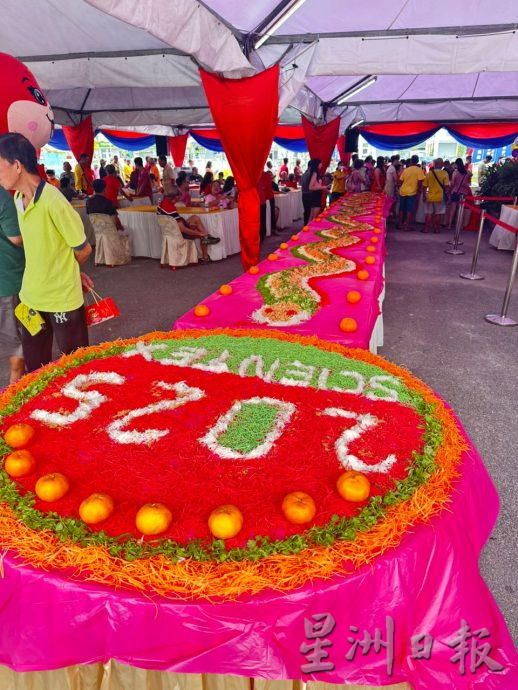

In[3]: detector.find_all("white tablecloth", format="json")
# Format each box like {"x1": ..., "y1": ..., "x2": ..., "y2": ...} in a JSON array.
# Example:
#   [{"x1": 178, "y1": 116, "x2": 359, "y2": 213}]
[
  {"x1": 266, "y1": 190, "x2": 303, "y2": 234},
  {"x1": 120, "y1": 192, "x2": 162, "y2": 207},
  {"x1": 180, "y1": 208, "x2": 240, "y2": 260},
  {"x1": 275, "y1": 190, "x2": 303, "y2": 228},
  {"x1": 117, "y1": 208, "x2": 240, "y2": 261},
  {"x1": 489, "y1": 205, "x2": 518, "y2": 251}
]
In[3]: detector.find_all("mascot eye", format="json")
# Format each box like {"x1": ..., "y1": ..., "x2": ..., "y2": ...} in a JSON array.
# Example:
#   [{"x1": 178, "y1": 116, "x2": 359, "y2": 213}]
[{"x1": 27, "y1": 86, "x2": 46, "y2": 106}]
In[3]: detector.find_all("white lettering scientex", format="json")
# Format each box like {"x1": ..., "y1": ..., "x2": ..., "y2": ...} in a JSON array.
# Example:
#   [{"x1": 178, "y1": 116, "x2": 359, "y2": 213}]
[{"x1": 123, "y1": 342, "x2": 402, "y2": 403}]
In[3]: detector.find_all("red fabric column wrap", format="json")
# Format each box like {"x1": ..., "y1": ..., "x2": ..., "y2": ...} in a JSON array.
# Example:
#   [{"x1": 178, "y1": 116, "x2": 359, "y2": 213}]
[
  {"x1": 302, "y1": 116, "x2": 341, "y2": 173},
  {"x1": 168, "y1": 134, "x2": 189, "y2": 168},
  {"x1": 199, "y1": 65, "x2": 279, "y2": 270},
  {"x1": 62, "y1": 116, "x2": 95, "y2": 194}
]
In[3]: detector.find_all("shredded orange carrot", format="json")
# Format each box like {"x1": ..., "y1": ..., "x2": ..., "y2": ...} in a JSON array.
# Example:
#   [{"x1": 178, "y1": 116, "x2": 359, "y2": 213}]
[{"x1": 0, "y1": 329, "x2": 466, "y2": 600}]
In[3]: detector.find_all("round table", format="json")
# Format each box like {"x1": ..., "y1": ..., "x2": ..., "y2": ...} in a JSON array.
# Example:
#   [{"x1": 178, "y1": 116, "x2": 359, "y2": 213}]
[
  {"x1": 116, "y1": 206, "x2": 240, "y2": 261},
  {"x1": 274, "y1": 190, "x2": 304, "y2": 229}
]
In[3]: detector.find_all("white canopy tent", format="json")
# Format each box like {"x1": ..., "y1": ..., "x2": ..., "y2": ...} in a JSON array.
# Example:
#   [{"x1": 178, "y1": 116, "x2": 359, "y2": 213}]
[{"x1": 5, "y1": 0, "x2": 518, "y2": 132}]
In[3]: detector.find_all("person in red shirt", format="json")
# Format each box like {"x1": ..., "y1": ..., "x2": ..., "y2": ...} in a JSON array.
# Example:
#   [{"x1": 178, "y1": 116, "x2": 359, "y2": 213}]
[
  {"x1": 157, "y1": 187, "x2": 220, "y2": 263},
  {"x1": 285, "y1": 173, "x2": 297, "y2": 189},
  {"x1": 200, "y1": 171, "x2": 214, "y2": 196},
  {"x1": 279, "y1": 157, "x2": 289, "y2": 178},
  {"x1": 134, "y1": 157, "x2": 152, "y2": 202},
  {"x1": 103, "y1": 164, "x2": 132, "y2": 208}
]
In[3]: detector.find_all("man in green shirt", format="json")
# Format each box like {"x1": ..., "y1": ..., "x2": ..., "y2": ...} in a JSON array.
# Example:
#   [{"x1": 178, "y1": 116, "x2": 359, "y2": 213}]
[
  {"x1": 0, "y1": 187, "x2": 25, "y2": 382},
  {"x1": 0, "y1": 133, "x2": 92, "y2": 372}
]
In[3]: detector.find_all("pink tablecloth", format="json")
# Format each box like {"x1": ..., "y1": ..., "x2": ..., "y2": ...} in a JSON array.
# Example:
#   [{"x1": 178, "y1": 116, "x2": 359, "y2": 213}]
[
  {"x1": 0, "y1": 421, "x2": 516, "y2": 690},
  {"x1": 174, "y1": 196, "x2": 389, "y2": 352}
]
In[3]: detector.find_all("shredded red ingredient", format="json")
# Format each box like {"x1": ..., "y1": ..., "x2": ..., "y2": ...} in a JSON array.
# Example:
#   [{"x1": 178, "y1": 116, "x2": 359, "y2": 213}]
[{"x1": 5, "y1": 354, "x2": 424, "y2": 547}]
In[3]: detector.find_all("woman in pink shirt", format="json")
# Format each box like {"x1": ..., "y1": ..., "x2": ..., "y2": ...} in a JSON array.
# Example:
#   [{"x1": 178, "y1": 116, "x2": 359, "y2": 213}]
[{"x1": 447, "y1": 158, "x2": 472, "y2": 229}]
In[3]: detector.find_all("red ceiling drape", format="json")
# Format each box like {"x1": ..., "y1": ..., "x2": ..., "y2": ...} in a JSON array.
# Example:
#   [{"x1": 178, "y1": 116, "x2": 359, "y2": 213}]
[
  {"x1": 62, "y1": 116, "x2": 95, "y2": 193},
  {"x1": 336, "y1": 135, "x2": 346, "y2": 162},
  {"x1": 199, "y1": 65, "x2": 279, "y2": 269},
  {"x1": 168, "y1": 133, "x2": 189, "y2": 168},
  {"x1": 302, "y1": 116, "x2": 341, "y2": 173}
]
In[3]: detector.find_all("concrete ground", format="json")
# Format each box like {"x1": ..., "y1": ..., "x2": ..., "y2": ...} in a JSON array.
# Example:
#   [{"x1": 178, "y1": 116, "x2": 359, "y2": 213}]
[{"x1": 1, "y1": 220, "x2": 516, "y2": 641}]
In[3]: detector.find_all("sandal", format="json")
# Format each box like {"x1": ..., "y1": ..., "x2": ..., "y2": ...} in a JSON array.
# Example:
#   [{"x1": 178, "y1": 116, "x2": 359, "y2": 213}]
[{"x1": 201, "y1": 235, "x2": 221, "y2": 245}]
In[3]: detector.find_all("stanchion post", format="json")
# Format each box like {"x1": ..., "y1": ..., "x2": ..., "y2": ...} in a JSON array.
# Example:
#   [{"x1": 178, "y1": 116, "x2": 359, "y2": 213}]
[
  {"x1": 445, "y1": 195, "x2": 465, "y2": 255},
  {"x1": 460, "y1": 209, "x2": 485, "y2": 280},
  {"x1": 447, "y1": 196, "x2": 465, "y2": 246},
  {"x1": 485, "y1": 233, "x2": 518, "y2": 326}
]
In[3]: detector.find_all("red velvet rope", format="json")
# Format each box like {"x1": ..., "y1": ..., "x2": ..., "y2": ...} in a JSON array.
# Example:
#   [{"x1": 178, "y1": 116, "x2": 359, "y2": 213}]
[
  {"x1": 463, "y1": 201, "x2": 518, "y2": 233},
  {"x1": 484, "y1": 213, "x2": 518, "y2": 234},
  {"x1": 471, "y1": 196, "x2": 516, "y2": 202}
]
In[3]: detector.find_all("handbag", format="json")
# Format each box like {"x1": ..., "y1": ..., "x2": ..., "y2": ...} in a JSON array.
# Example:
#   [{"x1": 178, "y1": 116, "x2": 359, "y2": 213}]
[
  {"x1": 84, "y1": 289, "x2": 120, "y2": 327},
  {"x1": 14, "y1": 302, "x2": 46, "y2": 336},
  {"x1": 451, "y1": 173, "x2": 467, "y2": 202}
]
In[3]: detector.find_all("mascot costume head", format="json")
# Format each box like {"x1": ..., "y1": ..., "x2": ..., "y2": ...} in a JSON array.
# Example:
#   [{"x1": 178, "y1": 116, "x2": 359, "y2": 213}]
[{"x1": 0, "y1": 52, "x2": 53, "y2": 149}]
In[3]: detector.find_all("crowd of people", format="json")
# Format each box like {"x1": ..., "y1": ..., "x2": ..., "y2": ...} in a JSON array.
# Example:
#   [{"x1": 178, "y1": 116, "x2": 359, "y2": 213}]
[
  {"x1": 0, "y1": 128, "x2": 488, "y2": 383},
  {"x1": 324, "y1": 153, "x2": 477, "y2": 233}
]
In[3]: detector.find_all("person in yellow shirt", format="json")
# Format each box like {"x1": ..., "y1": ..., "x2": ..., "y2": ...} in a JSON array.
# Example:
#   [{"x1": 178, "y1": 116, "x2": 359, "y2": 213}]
[
  {"x1": 422, "y1": 158, "x2": 450, "y2": 234},
  {"x1": 330, "y1": 162, "x2": 347, "y2": 202},
  {"x1": 74, "y1": 153, "x2": 90, "y2": 193},
  {"x1": 397, "y1": 155, "x2": 425, "y2": 231},
  {"x1": 0, "y1": 133, "x2": 93, "y2": 372},
  {"x1": 123, "y1": 159, "x2": 133, "y2": 184}
]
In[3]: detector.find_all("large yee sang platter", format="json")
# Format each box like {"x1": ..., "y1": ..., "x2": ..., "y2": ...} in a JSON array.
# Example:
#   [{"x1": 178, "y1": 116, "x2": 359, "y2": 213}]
[{"x1": 0, "y1": 328, "x2": 463, "y2": 600}]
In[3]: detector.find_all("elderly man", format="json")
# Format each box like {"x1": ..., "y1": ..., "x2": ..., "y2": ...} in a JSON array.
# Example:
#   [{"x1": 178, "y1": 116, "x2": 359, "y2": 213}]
[
  {"x1": 158, "y1": 155, "x2": 175, "y2": 196},
  {"x1": 189, "y1": 166, "x2": 203, "y2": 184},
  {"x1": 0, "y1": 133, "x2": 93, "y2": 371}
]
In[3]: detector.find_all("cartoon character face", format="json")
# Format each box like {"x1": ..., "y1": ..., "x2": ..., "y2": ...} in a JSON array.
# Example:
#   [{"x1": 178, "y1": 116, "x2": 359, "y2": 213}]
[{"x1": 0, "y1": 53, "x2": 53, "y2": 149}]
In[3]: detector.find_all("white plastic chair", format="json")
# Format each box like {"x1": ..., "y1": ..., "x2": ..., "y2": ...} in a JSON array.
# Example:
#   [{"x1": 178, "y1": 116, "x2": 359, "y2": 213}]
[
  {"x1": 157, "y1": 215, "x2": 198, "y2": 268},
  {"x1": 89, "y1": 213, "x2": 131, "y2": 267}
]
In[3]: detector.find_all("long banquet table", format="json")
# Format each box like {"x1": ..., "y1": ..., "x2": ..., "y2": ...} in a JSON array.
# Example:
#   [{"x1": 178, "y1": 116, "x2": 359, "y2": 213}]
[{"x1": 176, "y1": 193, "x2": 388, "y2": 353}]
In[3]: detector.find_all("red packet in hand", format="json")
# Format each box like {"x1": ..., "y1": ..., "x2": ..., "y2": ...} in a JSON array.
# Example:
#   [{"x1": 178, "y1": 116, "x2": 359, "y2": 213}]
[{"x1": 85, "y1": 290, "x2": 120, "y2": 326}]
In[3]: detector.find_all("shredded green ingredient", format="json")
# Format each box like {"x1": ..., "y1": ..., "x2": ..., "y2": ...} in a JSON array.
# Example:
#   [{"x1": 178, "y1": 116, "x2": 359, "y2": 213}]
[{"x1": 218, "y1": 402, "x2": 280, "y2": 454}]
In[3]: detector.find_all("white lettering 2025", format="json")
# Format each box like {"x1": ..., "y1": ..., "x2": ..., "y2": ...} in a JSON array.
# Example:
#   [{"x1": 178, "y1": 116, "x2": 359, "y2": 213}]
[
  {"x1": 322, "y1": 407, "x2": 397, "y2": 473},
  {"x1": 30, "y1": 372, "x2": 125, "y2": 426},
  {"x1": 199, "y1": 396, "x2": 295, "y2": 459},
  {"x1": 106, "y1": 381, "x2": 205, "y2": 444}
]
